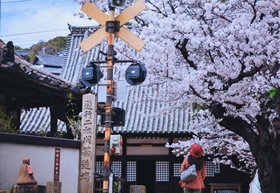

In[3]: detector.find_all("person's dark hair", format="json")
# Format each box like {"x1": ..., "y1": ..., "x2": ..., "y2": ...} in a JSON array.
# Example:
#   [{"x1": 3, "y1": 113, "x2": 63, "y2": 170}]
[{"x1": 188, "y1": 155, "x2": 204, "y2": 171}]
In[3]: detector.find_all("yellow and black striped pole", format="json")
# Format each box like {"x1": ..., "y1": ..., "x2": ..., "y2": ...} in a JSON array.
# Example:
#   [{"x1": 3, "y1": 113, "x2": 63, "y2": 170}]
[{"x1": 103, "y1": 7, "x2": 115, "y2": 193}]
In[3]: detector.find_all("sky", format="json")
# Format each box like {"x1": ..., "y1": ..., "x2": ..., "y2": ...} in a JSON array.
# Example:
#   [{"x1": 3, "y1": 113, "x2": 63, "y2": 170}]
[{"x1": 0, "y1": 0, "x2": 95, "y2": 48}]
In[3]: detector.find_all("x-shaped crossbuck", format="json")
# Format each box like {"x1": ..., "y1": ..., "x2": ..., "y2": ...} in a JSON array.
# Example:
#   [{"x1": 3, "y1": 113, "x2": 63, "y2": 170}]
[{"x1": 80, "y1": 0, "x2": 147, "y2": 53}]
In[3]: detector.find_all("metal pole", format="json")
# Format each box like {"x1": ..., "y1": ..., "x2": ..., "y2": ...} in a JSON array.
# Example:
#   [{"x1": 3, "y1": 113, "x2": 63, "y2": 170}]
[{"x1": 103, "y1": 6, "x2": 115, "y2": 193}]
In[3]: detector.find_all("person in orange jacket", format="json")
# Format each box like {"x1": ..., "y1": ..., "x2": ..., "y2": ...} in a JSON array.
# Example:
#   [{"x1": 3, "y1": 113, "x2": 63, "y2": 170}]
[{"x1": 180, "y1": 143, "x2": 206, "y2": 193}]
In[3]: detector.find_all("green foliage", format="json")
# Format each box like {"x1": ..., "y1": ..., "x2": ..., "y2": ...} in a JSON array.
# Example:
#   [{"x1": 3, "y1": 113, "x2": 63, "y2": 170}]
[
  {"x1": 14, "y1": 36, "x2": 67, "y2": 63},
  {"x1": 29, "y1": 50, "x2": 38, "y2": 63},
  {"x1": 191, "y1": 103, "x2": 208, "y2": 120},
  {"x1": 67, "y1": 93, "x2": 81, "y2": 139},
  {"x1": 10, "y1": 185, "x2": 14, "y2": 193},
  {"x1": 47, "y1": 36, "x2": 67, "y2": 52},
  {"x1": 14, "y1": 45, "x2": 28, "y2": 50},
  {"x1": 269, "y1": 88, "x2": 277, "y2": 98},
  {"x1": 37, "y1": 125, "x2": 48, "y2": 136},
  {"x1": 192, "y1": 103, "x2": 208, "y2": 112},
  {"x1": 0, "y1": 109, "x2": 17, "y2": 133},
  {"x1": 55, "y1": 129, "x2": 65, "y2": 138},
  {"x1": 30, "y1": 36, "x2": 67, "y2": 55},
  {"x1": 37, "y1": 125, "x2": 65, "y2": 138}
]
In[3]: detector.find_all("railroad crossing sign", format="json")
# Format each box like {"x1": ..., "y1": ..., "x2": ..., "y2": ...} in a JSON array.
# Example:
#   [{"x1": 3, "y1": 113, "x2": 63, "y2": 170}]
[{"x1": 80, "y1": 0, "x2": 147, "y2": 53}]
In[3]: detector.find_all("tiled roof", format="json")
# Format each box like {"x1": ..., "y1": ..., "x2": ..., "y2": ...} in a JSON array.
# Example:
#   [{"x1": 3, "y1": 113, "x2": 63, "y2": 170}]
[
  {"x1": 35, "y1": 54, "x2": 64, "y2": 68},
  {"x1": 15, "y1": 50, "x2": 28, "y2": 56},
  {"x1": 0, "y1": 40, "x2": 86, "y2": 134},
  {"x1": 20, "y1": 26, "x2": 100, "y2": 134},
  {"x1": 20, "y1": 26, "x2": 191, "y2": 135},
  {"x1": 0, "y1": 40, "x2": 83, "y2": 95},
  {"x1": 111, "y1": 85, "x2": 191, "y2": 134},
  {"x1": 34, "y1": 66, "x2": 62, "y2": 75}
]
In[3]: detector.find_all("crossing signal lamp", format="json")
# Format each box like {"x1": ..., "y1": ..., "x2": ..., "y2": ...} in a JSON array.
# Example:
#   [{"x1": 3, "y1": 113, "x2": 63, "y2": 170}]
[
  {"x1": 110, "y1": 134, "x2": 123, "y2": 155},
  {"x1": 125, "y1": 62, "x2": 147, "y2": 86},
  {"x1": 81, "y1": 64, "x2": 103, "y2": 87},
  {"x1": 101, "y1": 107, "x2": 125, "y2": 127},
  {"x1": 109, "y1": 0, "x2": 127, "y2": 8}
]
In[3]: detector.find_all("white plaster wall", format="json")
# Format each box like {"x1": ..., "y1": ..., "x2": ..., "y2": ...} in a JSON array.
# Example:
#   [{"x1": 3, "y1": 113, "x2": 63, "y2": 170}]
[
  {"x1": 0, "y1": 142, "x2": 79, "y2": 193},
  {"x1": 127, "y1": 146, "x2": 168, "y2": 155}
]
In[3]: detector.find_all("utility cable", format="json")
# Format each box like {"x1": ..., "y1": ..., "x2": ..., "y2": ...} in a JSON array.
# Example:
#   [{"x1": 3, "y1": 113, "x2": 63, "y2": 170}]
[
  {"x1": 6, "y1": 34, "x2": 67, "y2": 41},
  {"x1": 2, "y1": 3, "x2": 78, "y2": 14},
  {"x1": 2, "y1": 0, "x2": 33, "y2": 3},
  {"x1": 0, "y1": 29, "x2": 68, "y2": 37}
]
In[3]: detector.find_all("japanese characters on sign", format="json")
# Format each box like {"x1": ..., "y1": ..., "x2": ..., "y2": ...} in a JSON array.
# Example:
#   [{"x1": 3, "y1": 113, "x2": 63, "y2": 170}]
[
  {"x1": 54, "y1": 148, "x2": 61, "y2": 181},
  {"x1": 79, "y1": 94, "x2": 97, "y2": 193}
]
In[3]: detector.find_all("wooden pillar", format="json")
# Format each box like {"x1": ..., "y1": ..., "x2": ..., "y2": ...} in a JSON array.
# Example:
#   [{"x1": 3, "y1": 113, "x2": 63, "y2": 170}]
[
  {"x1": 121, "y1": 137, "x2": 127, "y2": 193},
  {"x1": 168, "y1": 137, "x2": 174, "y2": 193},
  {"x1": 79, "y1": 94, "x2": 97, "y2": 193},
  {"x1": 50, "y1": 106, "x2": 58, "y2": 137}
]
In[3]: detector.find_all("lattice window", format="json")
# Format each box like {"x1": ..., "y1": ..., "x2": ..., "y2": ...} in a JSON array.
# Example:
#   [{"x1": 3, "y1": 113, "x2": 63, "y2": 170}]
[
  {"x1": 156, "y1": 161, "x2": 169, "y2": 182},
  {"x1": 127, "y1": 161, "x2": 136, "y2": 182},
  {"x1": 174, "y1": 161, "x2": 220, "y2": 177},
  {"x1": 206, "y1": 161, "x2": 215, "y2": 177},
  {"x1": 96, "y1": 161, "x2": 104, "y2": 175},
  {"x1": 111, "y1": 161, "x2": 122, "y2": 177},
  {"x1": 174, "y1": 163, "x2": 181, "y2": 177},
  {"x1": 206, "y1": 161, "x2": 220, "y2": 177}
]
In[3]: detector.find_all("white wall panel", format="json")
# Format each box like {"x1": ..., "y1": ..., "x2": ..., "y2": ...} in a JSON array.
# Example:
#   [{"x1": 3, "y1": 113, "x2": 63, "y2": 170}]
[{"x1": 0, "y1": 142, "x2": 79, "y2": 193}]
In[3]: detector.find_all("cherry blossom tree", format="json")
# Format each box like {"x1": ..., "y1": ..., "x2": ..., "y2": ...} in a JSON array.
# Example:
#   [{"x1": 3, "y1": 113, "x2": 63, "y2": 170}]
[{"x1": 75, "y1": 0, "x2": 280, "y2": 192}]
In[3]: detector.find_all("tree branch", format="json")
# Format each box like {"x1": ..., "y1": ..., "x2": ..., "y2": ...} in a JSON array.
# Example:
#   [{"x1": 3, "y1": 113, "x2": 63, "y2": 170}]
[
  {"x1": 210, "y1": 102, "x2": 259, "y2": 156},
  {"x1": 208, "y1": 50, "x2": 215, "y2": 64},
  {"x1": 190, "y1": 85, "x2": 208, "y2": 101},
  {"x1": 271, "y1": 60, "x2": 280, "y2": 76},
  {"x1": 212, "y1": 12, "x2": 232, "y2": 23},
  {"x1": 223, "y1": 64, "x2": 264, "y2": 90},
  {"x1": 175, "y1": 38, "x2": 198, "y2": 70},
  {"x1": 167, "y1": 0, "x2": 176, "y2": 14},
  {"x1": 134, "y1": 16, "x2": 148, "y2": 27},
  {"x1": 224, "y1": 101, "x2": 245, "y2": 110},
  {"x1": 245, "y1": 0, "x2": 257, "y2": 24},
  {"x1": 146, "y1": 1, "x2": 168, "y2": 17}
]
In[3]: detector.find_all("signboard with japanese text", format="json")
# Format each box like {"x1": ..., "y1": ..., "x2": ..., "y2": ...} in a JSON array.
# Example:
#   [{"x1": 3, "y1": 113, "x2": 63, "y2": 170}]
[{"x1": 79, "y1": 94, "x2": 97, "y2": 193}]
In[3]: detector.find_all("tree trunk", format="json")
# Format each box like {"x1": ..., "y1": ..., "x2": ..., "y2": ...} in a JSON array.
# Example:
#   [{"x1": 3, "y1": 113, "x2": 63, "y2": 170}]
[
  {"x1": 210, "y1": 103, "x2": 280, "y2": 193},
  {"x1": 257, "y1": 149, "x2": 280, "y2": 193}
]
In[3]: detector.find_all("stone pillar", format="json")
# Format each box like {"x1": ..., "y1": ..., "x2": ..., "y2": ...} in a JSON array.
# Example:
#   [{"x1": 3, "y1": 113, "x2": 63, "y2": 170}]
[
  {"x1": 78, "y1": 94, "x2": 97, "y2": 193},
  {"x1": 130, "y1": 185, "x2": 146, "y2": 193},
  {"x1": 46, "y1": 182, "x2": 61, "y2": 193}
]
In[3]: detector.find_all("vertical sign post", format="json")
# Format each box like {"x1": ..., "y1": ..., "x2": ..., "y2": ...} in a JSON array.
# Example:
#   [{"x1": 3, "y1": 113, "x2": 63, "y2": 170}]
[
  {"x1": 54, "y1": 148, "x2": 61, "y2": 181},
  {"x1": 79, "y1": 94, "x2": 97, "y2": 193},
  {"x1": 46, "y1": 148, "x2": 62, "y2": 193}
]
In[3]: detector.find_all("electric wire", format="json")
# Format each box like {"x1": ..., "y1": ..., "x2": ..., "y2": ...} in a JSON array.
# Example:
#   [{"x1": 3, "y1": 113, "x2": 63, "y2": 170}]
[
  {"x1": 6, "y1": 34, "x2": 68, "y2": 41},
  {"x1": 2, "y1": 0, "x2": 33, "y2": 3},
  {"x1": 2, "y1": 3, "x2": 78, "y2": 14},
  {"x1": 0, "y1": 29, "x2": 69, "y2": 37},
  {"x1": 0, "y1": 1, "x2": 81, "y2": 47}
]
